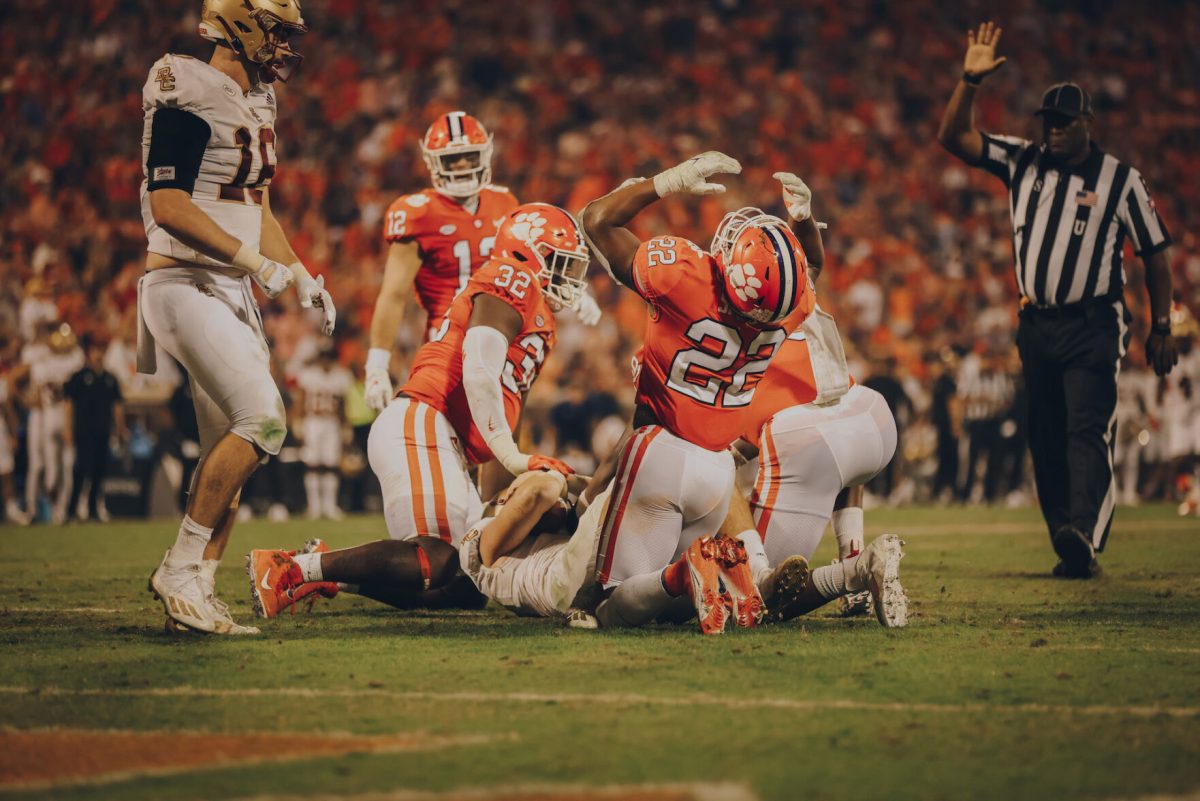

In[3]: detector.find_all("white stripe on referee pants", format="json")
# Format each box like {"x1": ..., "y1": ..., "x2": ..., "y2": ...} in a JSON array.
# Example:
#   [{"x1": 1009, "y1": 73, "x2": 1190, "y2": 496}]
[{"x1": 1092, "y1": 301, "x2": 1127, "y2": 549}]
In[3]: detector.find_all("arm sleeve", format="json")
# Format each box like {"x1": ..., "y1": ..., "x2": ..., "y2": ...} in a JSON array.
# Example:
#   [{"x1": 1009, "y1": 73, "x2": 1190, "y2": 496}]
[
  {"x1": 1119, "y1": 169, "x2": 1172, "y2": 257},
  {"x1": 975, "y1": 133, "x2": 1031, "y2": 187},
  {"x1": 145, "y1": 108, "x2": 211, "y2": 193},
  {"x1": 462, "y1": 325, "x2": 514, "y2": 443}
]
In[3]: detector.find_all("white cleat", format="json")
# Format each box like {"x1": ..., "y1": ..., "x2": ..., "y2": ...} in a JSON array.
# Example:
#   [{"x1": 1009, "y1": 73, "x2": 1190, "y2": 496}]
[
  {"x1": 206, "y1": 594, "x2": 260, "y2": 636},
  {"x1": 565, "y1": 608, "x2": 599, "y2": 629},
  {"x1": 149, "y1": 552, "x2": 219, "y2": 633},
  {"x1": 854, "y1": 535, "x2": 908, "y2": 628}
]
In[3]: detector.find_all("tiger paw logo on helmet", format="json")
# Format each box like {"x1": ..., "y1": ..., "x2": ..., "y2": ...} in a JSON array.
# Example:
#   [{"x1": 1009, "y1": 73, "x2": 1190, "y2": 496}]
[
  {"x1": 725, "y1": 262, "x2": 764, "y2": 303},
  {"x1": 508, "y1": 212, "x2": 547, "y2": 244}
]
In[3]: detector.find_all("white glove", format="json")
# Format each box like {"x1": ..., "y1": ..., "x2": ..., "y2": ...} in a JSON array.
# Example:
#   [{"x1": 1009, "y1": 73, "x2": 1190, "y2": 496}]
[
  {"x1": 576, "y1": 291, "x2": 602, "y2": 326},
  {"x1": 233, "y1": 244, "x2": 293, "y2": 299},
  {"x1": 653, "y1": 151, "x2": 741, "y2": 197},
  {"x1": 292, "y1": 266, "x2": 336, "y2": 336},
  {"x1": 364, "y1": 348, "x2": 393, "y2": 412},
  {"x1": 773, "y1": 171, "x2": 813, "y2": 222}
]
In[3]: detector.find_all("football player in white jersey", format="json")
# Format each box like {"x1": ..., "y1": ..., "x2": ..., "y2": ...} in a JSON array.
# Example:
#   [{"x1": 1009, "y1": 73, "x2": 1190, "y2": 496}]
[
  {"x1": 294, "y1": 345, "x2": 352, "y2": 520},
  {"x1": 16, "y1": 322, "x2": 84, "y2": 524},
  {"x1": 0, "y1": 366, "x2": 30, "y2": 525},
  {"x1": 138, "y1": 0, "x2": 335, "y2": 635}
]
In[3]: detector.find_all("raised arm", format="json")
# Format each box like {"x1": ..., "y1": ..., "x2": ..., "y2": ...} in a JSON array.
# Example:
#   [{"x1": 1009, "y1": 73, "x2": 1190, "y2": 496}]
[
  {"x1": 937, "y1": 21, "x2": 1008, "y2": 163},
  {"x1": 581, "y1": 152, "x2": 741, "y2": 288},
  {"x1": 364, "y1": 240, "x2": 423, "y2": 411},
  {"x1": 773, "y1": 172, "x2": 825, "y2": 281}
]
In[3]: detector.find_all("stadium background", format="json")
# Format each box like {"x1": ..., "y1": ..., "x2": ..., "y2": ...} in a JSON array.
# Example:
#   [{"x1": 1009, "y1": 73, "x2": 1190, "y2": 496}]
[{"x1": 1, "y1": 0, "x2": 1198, "y2": 520}]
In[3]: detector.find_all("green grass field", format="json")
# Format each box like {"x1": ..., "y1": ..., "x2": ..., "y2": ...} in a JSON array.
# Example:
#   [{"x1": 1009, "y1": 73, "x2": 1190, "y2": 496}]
[{"x1": 1, "y1": 504, "x2": 1198, "y2": 801}]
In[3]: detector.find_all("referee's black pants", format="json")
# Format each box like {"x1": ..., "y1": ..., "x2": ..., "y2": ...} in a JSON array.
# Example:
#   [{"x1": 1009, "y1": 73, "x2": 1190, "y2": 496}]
[{"x1": 1016, "y1": 299, "x2": 1130, "y2": 552}]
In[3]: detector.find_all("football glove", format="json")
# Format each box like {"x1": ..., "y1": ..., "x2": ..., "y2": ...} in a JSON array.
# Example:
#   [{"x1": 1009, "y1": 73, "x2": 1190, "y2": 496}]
[
  {"x1": 773, "y1": 171, "x2": 813, "y2": 222},
  {"x1": 249, "y1": 258, "x2": 294, "y2": 299},
  {"x1": 576, "y1": 291, "x2": 602, "y2": 326},
  {"x1": 653, "y1": 151, "x2": 741, "y2": 197},
  {"x1": 293, "y1": 268, "x2": 336, "y2": 336}
]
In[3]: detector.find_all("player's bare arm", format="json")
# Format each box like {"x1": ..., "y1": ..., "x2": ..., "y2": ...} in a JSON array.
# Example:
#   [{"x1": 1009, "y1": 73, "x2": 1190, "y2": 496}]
[
  {"x1": 364, "y1": 240, "x2": 422, "y2": 411},
  {"x1": 774, "y1": 172, "x2": 825, "y2": 280},
  {"x1": 1143, "y1": 248, "x2": 1179, "y2": 376},
  {"x1": 937, "y1": 21, "x2": 1007, "y2": 163},
  {"x1": 478, "y1": 471, "x2": 568, "y2": 566},
  {"x1": 581, "y1": 152, "x2": 741, "y2": 287}
]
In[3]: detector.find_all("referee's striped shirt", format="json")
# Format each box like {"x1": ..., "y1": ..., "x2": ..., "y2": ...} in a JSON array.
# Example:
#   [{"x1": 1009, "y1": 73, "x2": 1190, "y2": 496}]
[{"x1": 976, "y1": 134, "x2": 1171, "y2": 307}]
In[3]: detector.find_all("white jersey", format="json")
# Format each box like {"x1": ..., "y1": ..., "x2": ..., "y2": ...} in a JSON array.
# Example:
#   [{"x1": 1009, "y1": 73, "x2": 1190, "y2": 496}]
[
  {"x1": 140, "y1": 53, "x2": 278, "y2": 267},
  {"x1": 459, "y1": 487, "x2": 613, "y2": 618},
  {"x1": 21, "y1": 344, "x2": 84, "y2": 407},
  {"x1": 296, "y1": 365, "x2": 353, "y2": 418}
]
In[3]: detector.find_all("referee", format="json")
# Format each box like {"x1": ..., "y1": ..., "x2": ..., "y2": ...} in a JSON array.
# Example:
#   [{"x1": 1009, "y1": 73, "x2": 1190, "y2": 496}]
[{"x1": 938, "y1": 21, "x2": 1179, "y2": 578}]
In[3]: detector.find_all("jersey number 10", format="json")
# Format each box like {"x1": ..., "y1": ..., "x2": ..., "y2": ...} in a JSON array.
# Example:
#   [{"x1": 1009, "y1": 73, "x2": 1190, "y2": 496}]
[{"x1": 229, "y1": 126, "x2": 277, "y2": 189}]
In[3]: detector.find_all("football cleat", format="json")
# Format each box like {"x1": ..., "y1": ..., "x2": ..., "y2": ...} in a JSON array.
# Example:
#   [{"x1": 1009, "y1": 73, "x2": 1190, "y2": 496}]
[
  {"x1": 760, "y1": 555, "x2": 811, "y2": 623},
  {"x1": 566, "y1": 608, "x2": 599, "y2": 630},
  {"x1": 681, "y1": 537, "x2": 731, "y2": 635},
  {"x1": 853, "y1": 536, "x2": 908, "y2": 628},
  {"x1": 1051, "y1": 525, "x2": 1099, "y2": 579},
  {"x1": 247, "y1": 549, "x2": 305, "y2": 619},
  {"x1": 149, "y1": 551, "x2": 219, "y2": 634},
  {"x1": 712, "y1": 537, "x2": 765, "y2": 628},
  {"x1": 836, "y1": 588, "x2": 873, "y2": 618}
]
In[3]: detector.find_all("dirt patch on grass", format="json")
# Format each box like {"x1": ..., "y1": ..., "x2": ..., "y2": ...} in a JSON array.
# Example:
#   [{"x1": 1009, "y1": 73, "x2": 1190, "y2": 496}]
[{"x1": 0, "y1": 727, "x2": 501, "y2": 790}]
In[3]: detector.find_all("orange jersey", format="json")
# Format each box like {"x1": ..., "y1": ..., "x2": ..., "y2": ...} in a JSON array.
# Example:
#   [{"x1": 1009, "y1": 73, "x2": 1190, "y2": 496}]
[
  {"x1": 401, "y1": 256, "x2": 556, "y2": 465},
  {"x1": 630, "y1": 236, "x2": 813, "y2": 452},
  {"x1": 739, "y1": 332, "x2": 858, "y2": 447},
  {"x1": 383, "y1": 186, "x2": 519, "y2": 336}
]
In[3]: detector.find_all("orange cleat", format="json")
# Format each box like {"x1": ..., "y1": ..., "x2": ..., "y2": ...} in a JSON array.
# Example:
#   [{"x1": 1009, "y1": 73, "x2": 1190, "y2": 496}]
[
  {"x1": 682, "y1": 537, "x2": 730, "y2": 635},
  {"x1": 712, "y1": 537, "x2": 765, "y2": 628},
  {"x1": 247, "y1": 549, "x2": 305, "y2": 619}
]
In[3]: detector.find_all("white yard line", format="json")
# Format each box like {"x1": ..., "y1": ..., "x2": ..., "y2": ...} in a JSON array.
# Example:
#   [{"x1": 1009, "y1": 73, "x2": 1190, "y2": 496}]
[
  {"x1": 4, "y1": 607, "x2": 124, "y2": 614},
  {"x1": 1, "y1": 685, "x2": 1196, "y2": 719},
  {"x1": 230, "y1": 783, "x2": 759, "y2": 801}
]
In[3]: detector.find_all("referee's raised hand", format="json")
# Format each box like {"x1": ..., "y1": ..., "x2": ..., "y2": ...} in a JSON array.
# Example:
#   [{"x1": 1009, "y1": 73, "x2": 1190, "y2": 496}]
[
  {"x1": 964, "y1": 22, "x2": 1008, "y2": 81},
  {"x1": 1145, "y1": 326, "x2": 1179, "y2": 377}
]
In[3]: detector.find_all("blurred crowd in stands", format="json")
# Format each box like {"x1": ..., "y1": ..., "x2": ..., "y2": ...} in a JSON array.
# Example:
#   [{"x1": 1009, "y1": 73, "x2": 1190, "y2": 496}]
[{"x1": 1, "y1": 0, "x2": 1198, "y2": 522}]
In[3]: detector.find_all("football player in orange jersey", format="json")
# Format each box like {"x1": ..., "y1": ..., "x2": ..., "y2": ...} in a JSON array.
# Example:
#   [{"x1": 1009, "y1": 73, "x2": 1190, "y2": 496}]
[
  {"x1": 578, "y1": 153, "x2": 823, "y2": 633},
  {"x1": 367, "y1": 203, "x2": 588, "y2": 546},
  {"x1": 364, "y1": 112, "x2": 601, "y2": 412}
]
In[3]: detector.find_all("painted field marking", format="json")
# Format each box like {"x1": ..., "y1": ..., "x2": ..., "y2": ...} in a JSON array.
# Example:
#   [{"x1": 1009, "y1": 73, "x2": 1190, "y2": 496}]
[
  {"x1": 1, "y1": 685, "x2": 1196, "y2": 719},
  {"x1": 4, "y1": 607, "x2": 123, "y2": 614},
  {"x1": 231, "y1": 782, "x2": 759, "y2": 801},
  {"x1": 0, "y1": 727, "x2": 512, "y2": 792}
]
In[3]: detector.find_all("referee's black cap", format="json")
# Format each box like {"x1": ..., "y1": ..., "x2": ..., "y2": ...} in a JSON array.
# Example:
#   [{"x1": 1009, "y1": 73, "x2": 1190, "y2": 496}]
[{"x1": 1034, "y1": 82, "x2": 1092, "y2": 118}]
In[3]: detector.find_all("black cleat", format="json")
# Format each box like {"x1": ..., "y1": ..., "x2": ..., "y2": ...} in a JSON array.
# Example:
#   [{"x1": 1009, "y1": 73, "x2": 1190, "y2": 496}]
[{"x1": 1052, "y1": 525, "x2": 1100, "y2": 579}]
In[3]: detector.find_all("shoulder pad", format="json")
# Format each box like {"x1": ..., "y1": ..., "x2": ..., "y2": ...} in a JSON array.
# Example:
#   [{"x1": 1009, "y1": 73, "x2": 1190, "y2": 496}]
[
  {"x1": 143, "y1": 54, "x2": 222, "y2": 116},
  {"x1": 384, "y1": 191, "x2": 437, "y2": 241}
]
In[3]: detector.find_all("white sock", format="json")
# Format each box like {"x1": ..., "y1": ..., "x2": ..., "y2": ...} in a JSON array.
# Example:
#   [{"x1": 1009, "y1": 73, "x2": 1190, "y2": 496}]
[
  {"x1": 735, "y1": 529, "x2": 772, "y2": 588},
  {"x1": 832, "y1": 507, "x2": 864, "y2": 558},
  {"x1": 167, "y1": 515, "x2": 213, "y2": 567},
  {"x1": 200, "y1": 559, "x2": 219, "y2": 593},
  {"x1": 294, "y1": 552, "x2": 324, "y2": 583},
  {"x1": 320, "y1": 473, "x2": 339, "y2": 514},
  {"x1": 595, "y1": 572, "x2": 674, "y2": 628},
  {"x1": 810, "y1": 558, "x2": 856, "y2": 600},
  {"x1": 304, "y1": 473, "x2": 320, "y2": 515}
]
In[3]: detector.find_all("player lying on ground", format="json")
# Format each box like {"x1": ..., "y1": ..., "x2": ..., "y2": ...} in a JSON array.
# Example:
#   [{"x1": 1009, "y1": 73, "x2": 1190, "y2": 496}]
[
  {"x1": 248, "y1": 536, "x2": 485, "y2": 618},
  {"x1": 140, "y1": 0, "x2": 335, "y2": 635},
  {"x1": 366, "y1": 203, "x2": 587, "y2": 548},
  {"x1": 579, "y1": 156, "x2": 819, "y2": 634}
]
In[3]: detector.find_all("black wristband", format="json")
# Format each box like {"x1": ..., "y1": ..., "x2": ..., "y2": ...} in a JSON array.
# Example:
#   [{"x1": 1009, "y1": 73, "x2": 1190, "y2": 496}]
[
  {"x1": 1151, "y1": 320, "x2": 1171, "y2": 336},
  {"x1": 962, "y1": 72, "x2": 983, "y2": 87}
]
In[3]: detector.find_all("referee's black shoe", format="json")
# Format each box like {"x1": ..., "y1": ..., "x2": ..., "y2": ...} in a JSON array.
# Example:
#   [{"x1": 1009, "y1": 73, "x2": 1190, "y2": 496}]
[{"x1": 1051, "y1": 525, "x2": 1101, "y2": 579}]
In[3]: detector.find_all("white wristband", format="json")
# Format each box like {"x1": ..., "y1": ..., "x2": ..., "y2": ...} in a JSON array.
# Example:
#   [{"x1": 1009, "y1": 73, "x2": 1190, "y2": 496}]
[
  {"x1": 231, "y1": 243, "x2": 265, "y2": 274},
  {"x1": 366, "y1": 348, "x2": 391, "y2": 372}
]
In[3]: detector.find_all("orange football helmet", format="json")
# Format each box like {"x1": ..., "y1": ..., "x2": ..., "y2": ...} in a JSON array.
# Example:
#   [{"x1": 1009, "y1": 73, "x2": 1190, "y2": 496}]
[
  {"x1": 421, "y1": 111, "x2": 494, "y2": 199},
  {"x1": 494, "y1": 203, "x2": 590, "y2": 312},
  {"x1": 711, "y1": 207, "x2": 808, "y2": 325}
]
